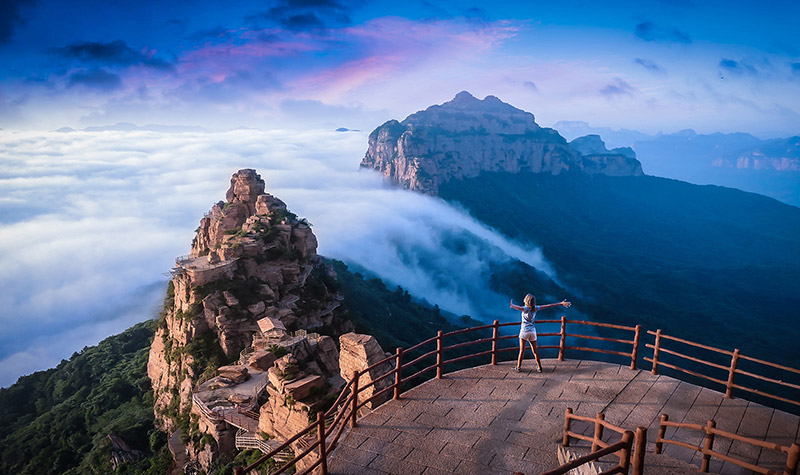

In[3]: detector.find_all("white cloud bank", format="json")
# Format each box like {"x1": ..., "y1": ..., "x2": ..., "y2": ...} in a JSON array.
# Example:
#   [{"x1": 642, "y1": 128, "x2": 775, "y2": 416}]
[{"x1": 0, "y1": 128, "x2": 554, "y2": 387}]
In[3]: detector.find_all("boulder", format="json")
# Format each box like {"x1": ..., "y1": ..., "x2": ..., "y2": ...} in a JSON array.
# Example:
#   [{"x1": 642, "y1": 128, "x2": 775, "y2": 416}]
[
  {"x1": 248, "y1": 350, "x2": 277, "y2": 371},
  {"x1": 217, "y1": 365, "x2": 248, "y2": 384},
  {"x1": 284, "y1": 375, "x2": 324, "y2": 401}
]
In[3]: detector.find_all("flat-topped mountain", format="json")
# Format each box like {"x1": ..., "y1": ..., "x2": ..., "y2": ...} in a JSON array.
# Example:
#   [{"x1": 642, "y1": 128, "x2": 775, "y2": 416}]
[{"x1": 360, "y1": 91, "x2": 642, "y2": 194}]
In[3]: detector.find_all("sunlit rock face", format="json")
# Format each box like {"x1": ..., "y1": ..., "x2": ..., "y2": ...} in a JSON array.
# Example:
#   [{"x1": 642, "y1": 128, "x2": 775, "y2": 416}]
[
  {"x1": 361, "y1": 91, "x2": 643, "y2": 195},
  {"x1": 148, "y1": 169, "x2": 351, "y2": 471}
]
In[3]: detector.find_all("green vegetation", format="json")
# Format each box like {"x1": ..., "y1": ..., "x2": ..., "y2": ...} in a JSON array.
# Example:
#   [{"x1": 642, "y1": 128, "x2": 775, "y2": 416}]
[
  {"x1": 329, "y1": 259, "x2": 483, "y2": 351},
  {"x1": 0, "y1": 320, "x2": 168, "y2": 475},
  {"x1": 439, "y1": 171, "x2": 800, "y2": 368}
]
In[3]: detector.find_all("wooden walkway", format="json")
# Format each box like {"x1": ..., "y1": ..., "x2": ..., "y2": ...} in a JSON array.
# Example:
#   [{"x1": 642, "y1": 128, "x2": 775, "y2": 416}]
[{"x1": 328, "y1": 359, "x2": 800, "y2": 475}]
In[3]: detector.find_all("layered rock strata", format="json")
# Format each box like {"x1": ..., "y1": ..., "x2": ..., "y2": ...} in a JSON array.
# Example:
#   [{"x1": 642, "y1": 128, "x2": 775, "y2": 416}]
[
  {"x1": 148, "y1": 169, "x2": 352, "y2": 470},
  {"x1": 360, "y1": 91, "x2": 643, "y2": 194}
]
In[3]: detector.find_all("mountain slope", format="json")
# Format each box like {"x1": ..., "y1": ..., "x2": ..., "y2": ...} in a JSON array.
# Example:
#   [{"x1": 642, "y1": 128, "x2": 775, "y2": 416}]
[{"x1": 439, "y1": 171, "x2": 800, "y2": 367}]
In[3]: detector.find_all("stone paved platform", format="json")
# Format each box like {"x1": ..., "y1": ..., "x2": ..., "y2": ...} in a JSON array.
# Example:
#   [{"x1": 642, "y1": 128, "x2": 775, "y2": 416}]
[{"x1": 328, "y1": 359, "x2": 800, "y2": 475}]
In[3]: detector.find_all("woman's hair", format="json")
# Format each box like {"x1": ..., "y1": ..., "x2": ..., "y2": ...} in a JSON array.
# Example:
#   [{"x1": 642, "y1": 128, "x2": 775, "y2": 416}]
[{"x1": 524, "y1": 293, "x2": 536, "y2": 309}]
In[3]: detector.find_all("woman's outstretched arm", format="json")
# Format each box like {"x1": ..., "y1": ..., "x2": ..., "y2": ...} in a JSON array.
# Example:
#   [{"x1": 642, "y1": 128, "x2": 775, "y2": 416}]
[
  {"x1": 509, "y1": 299, "x2": 525, "y2": 311},
  {"x1": 538, "y1": 299, "x2": 571, "y2": 310}
]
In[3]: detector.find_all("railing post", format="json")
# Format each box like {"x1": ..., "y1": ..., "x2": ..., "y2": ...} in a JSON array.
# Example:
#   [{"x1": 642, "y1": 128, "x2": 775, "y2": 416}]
[
  {"x1": 631, "y1": 325, "x2": 641, "y2": 370},
  {"x1": 491, "y1": 320, "x2": 499, "y2": 365},
  {"x1": 701, "y1": 419, "x2": 716, "y2": 473},
  {"x1": 785, "y1": 443, "x2": 800, "y2": 475},
  {"x1": 619, "y1": 430, "x2": 633, "y2": 471},
  {"x1": 651, "y1": 329, "x2": 662, "y2": 375},
  {"x1": 655, "y1": 414, "x2": 668, "y2": 454},
  {"x1": 393, "y1": 347, "x2": 403, "y2": 400},
  {"x1": 436, "y1": 331, "x2": 444, "y2": 378},
  {"x1": 592, "y1": 412, "x2": 605, "y2": 452},
  {"x1": 562, "y1": 407, "x2": 573, "y2": 447},
  {"x1": 317, "y1": 411, "x2": 328, "y2": 475},
  {"x1": 559, "y1": 316, "x2": 567, "y2": 361},
  {"x1": 350, "y1": 370, "x2": 358, "y2": 428},
  {"x1": 632, "y1": 426, "x2": 646, "y2": 475},
  {"x1": 725, "y1": 348, "x2": 740, "y2": 399}
]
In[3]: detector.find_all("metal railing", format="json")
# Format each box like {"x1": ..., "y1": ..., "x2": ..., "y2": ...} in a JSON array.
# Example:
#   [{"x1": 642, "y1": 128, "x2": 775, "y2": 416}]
[{"x1": 655, "y1": 414, "x2": 800, "y2": 475}]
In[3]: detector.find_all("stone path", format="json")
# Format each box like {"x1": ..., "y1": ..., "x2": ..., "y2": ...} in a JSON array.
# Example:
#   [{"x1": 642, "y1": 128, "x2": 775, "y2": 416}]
[{"x1": 328, "y1": 359, "x2": 800, "y2": 475}]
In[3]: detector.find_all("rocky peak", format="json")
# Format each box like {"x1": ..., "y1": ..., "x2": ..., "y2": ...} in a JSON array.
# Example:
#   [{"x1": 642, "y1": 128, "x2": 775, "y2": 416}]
[
  {"x1": 360, "y1": 92, "x2": 642, "y2": 194},
  {"x1": 569, "y1": 134, "x2": 636, "y2": 159},
  {"x1": 224, "y1": 168, "x2": 265, "y2": 215},
  {"x1": 149, "y1": 169, "x2": 352, "y2": 470},
  {"x1": 402, "y1": 91, "x2": 539, "y2": 134}
]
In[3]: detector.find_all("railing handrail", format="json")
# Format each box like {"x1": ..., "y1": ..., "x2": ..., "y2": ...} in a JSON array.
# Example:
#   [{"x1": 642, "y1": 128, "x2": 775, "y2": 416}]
[
  {"x1": 655, "y1": 413, "x2": 800, "y2": 475},
  {"x1": 543, "y1": 438, "x2": 632, "y2": 475},
  {"x1": 645, "y1": 329, "x2": 800, "y2": 407},
  {"x1": 234, "y1": 318, "x2": 799, "y2": 475}
]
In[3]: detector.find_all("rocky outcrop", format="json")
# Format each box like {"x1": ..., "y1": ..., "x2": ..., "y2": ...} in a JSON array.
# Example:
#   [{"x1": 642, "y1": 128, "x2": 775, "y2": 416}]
[
  {"x1": 148, "y1": 169, "x2": 351, "y2": 471},
  {"x1": 339, "y1": 333, "x2": 392, "y2": 410},
  {"x1": 569, "y1": 134, "x2": 642, "y2": 177},
  {"x1": 360, "y1": 91, "x2": 643, "y2": 194},
  {"x1": 569, "y1": 134, "x2": 636, "y2": 159},
  {"x1": 712, "y1": 136, "x2": 800, "y2": 171}
]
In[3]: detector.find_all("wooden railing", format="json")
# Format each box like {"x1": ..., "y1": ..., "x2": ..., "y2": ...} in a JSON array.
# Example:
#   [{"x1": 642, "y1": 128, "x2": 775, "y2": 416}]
[
  {"x1": 646, "y1": 330, "x2": 800, "y2": 409},
  {"x1": 561, "y1": 408, "x2": 646, "y2": 475},
  {"x1": 233, "y1": 318, "x2": 639, "y2": 475},
  {"x1": 655, "y1": 414, "x2": 800, "y2": 475},
  {"x1": 231, "y1": 318, "x2": 800, "y2": 475}
]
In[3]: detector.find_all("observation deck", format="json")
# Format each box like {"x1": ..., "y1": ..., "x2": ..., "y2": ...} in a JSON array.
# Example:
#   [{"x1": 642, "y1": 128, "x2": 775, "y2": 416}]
[
  {"x1": 234, "y1": 319, "x2": 800, "y2": 475},
  {"x1": 329, "y1": 359, "x2": 798, "y2": 474}
]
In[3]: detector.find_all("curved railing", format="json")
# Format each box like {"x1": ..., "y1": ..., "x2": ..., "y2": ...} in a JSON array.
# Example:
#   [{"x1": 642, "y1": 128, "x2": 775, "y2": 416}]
[
  {"x1": 232, "y1": 318, "x2": 800, "y2": 475},
  {"x1": 646, "y1": 329, "x2": 800, "y2": 409},
  {"x1": 655, "y1": 414, "x2": 800, "y2": 474},
  {"x1": 233, "y1": 318, "x2": 641, "y2": 475}
]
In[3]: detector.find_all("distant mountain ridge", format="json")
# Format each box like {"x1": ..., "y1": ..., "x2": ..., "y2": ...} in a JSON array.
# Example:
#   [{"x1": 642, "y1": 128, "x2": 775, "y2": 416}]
[
  {"x1": 360, "y1": 92, "x2": 800, "y2": 372},
  {"x1": 360, "y1": 91, "x2": 642, "y2": 194}
]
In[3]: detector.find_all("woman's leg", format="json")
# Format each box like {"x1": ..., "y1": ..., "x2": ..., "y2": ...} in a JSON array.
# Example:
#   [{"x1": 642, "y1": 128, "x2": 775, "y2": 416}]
[
  {"x1": 516, "y1": 338, "x2": 525, "y2": 369},
  {"x1": 529, "y1": 340, "x2": 542, "y2": 371}
]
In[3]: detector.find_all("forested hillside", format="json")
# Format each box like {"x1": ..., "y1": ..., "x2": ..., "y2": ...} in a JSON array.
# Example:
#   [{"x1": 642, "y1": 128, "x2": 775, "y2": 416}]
[
  {"x1": 0, "y1": 261, "x2": 474, "y2": 474},
  {"x1": 440, "y1": 171, "x2": 800, "y2": 368},
  {"x1": 0, "y1": 320, "x2": 171, "y2": 475}
]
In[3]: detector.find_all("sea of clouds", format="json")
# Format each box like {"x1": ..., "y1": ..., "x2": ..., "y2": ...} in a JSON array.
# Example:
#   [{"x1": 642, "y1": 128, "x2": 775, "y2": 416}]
[{"x1": 0, "y1": 128, "x2": 555, "y2": 387}]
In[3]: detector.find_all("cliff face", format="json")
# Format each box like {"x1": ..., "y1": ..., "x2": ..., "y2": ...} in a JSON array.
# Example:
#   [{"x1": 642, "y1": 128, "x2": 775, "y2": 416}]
[
  {"x1": 148, "y1": 169, "x2": 352, "y2": 469},
  {"x1": 360, "y1": 91, "x2": 643, "y2": 194},
  {"x1": 712, "y1": 136, "x2": 800, "y2": 171}
]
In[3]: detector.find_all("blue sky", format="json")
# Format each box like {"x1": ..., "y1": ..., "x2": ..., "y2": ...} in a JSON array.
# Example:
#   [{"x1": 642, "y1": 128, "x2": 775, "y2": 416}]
[{"x1": 1, "y1": 0, "x2": 799, "y2": 135}]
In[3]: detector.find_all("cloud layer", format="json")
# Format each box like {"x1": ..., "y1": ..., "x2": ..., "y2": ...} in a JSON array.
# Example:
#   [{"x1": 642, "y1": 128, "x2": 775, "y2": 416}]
[{"x1": 0, "y1": 128, "x2": 554, "y2": 387}]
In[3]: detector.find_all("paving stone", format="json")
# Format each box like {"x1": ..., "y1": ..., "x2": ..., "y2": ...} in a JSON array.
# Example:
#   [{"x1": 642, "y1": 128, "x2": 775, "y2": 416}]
[
  {"x1": 387, "y1": 416, "x2": 433, "y2": 437},
  {"x1": 340, "y1": 431, "x2": 368, "y2": 449},
  {"x1": 473, "y1": 435, "x2": 528, "y2": 459},
  {"x1": 427, "y1": 426, "x2": 482, "y2": 448},
  {"x1": 328, "y1": 456, "x2": 389, "y2": 475},
  {"x1": 407, "y1": 447, "x2": 461, "y2": 472},
  {"x1": 330, "y1": 444, "x2": 379, "y2": 466},
  {"x1": 368, "y1": 453, "x2": 426, "y2": 475},
  {"x1": 415, "y1": 410, "x2": 465, "y2": 430},
  {"x1": 355, "y1": 425, "x2": 401, "y2": 443},
  {"x1": 454, "y1": 458, "x2": 492, "y2": 474},
  {"x1": 420, "y1": 467, "x2": 454, "y2": 475},
  {"x1": 391, "y1": 430, "x2": 447, "y2": 454},
  {"x1": 359, "y1": 437, "x2": 413, "y2": 459},
  {"x1": 439, "y1": 441, "x2": 494, "y2": 465}
]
